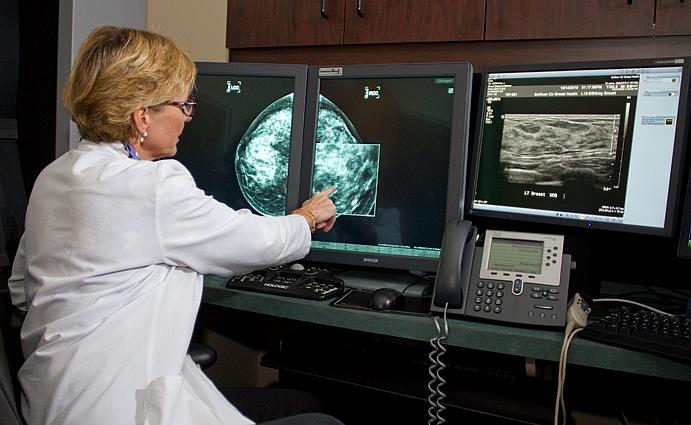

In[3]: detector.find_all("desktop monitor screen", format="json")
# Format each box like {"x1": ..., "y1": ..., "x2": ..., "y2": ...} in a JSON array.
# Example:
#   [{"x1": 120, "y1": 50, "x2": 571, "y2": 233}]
[
  {"x1": 468, "y1": 57, "x2": 690, "y2": 236},
  {"x1": 299, "y1": 63, "x2": 473, "y2": 272},
  {"x1": 175, "y1": 62, "x2": 308, "y2": 216}
]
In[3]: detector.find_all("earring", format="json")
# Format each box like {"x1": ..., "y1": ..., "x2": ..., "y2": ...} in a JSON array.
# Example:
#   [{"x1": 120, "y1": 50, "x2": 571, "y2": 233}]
[{"x1": 140, "y1": 131, "x2": 148, "y2": 144}]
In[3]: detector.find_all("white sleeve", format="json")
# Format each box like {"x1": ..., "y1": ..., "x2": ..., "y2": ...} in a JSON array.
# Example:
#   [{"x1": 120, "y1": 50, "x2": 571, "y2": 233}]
[
  {"x1": 8, "y1": 233, "x2": 27, "y2": 312},
  {"x1": 154, "y1": 162, "x2": 311, "y2": 277}
]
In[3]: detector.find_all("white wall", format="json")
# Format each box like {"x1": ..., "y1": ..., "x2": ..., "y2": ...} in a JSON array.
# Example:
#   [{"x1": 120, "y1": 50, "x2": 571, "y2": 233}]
[
  {"x1": 146, "y1": 0, "x2": 228, "y2": 62},
  {"x1": 56, "y1": 0, "x2": 146, "y2": 155}
]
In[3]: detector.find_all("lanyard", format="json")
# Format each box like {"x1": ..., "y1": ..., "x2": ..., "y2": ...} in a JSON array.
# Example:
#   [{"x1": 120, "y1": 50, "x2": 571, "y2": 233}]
[{"x1": 125, "y1": 144, "x2": 141, "y2": 160}]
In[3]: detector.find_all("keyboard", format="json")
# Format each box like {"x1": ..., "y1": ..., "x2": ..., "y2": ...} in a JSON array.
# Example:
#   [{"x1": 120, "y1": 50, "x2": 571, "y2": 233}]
[
  {"x1": 579, "y1": 305, "x2": 691, "y2": 363},
  {"x1": 226, "y1": 264, "x2": 345, "y2": 301}
]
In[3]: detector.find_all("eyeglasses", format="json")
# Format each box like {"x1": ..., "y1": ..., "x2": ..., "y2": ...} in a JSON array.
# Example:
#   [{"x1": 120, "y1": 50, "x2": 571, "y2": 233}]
[{"x1": 163, "y1": 97, "x2": 197, "y2": 117}]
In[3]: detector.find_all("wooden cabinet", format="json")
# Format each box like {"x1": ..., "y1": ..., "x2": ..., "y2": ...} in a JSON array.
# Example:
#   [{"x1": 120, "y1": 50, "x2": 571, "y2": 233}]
[
  {"x1": 226, "y1": 0, "x2": 484, "y2": 48},
  {"x1": 341, "y1": 0, "x2": 484, "y2": 44},
  {"x1": 485, "y1": 0, "x2": 655, "y2": 40},
  {"x1": 226, "y1": 0, "x2": 344, "y2": 48},
  {"x1": 226, "y1": 0, "x2": 691, "y2": 61},
  {"x1": 655, "y1": 0, "x2": 691, "y2": 36}
]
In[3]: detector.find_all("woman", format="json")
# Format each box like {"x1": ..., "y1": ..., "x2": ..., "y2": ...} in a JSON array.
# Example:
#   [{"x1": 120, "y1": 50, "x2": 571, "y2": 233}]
[{"x1": 8, "y1": 26, "x2": 339, "y2": 425}]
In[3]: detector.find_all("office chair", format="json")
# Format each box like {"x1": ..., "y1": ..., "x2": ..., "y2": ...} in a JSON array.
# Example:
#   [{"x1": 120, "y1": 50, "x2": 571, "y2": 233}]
[
  {"x1": 0, "y1": 294, "x2": 24, "y2": 425},
  {"x1": 0, "y1": 332, "x2": 23, "y2": 425}
]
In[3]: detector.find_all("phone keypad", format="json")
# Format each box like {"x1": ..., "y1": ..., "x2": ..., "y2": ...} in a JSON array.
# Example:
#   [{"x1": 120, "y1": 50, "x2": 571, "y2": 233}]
[{"x1": 473, "y1": 281, "x2": 505, "y2": 314}]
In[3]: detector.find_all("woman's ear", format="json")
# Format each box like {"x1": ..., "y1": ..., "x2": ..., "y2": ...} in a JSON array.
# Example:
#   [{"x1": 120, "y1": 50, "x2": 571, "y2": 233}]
[{"x1": 131, "y1": 107, "x2": 150, "y2": 135}]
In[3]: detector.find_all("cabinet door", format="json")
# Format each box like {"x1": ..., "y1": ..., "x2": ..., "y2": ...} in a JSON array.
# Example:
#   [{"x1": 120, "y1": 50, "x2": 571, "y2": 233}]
[
  {"x1": 486, "y1": 0, "x2": 654, "y2": 40},
  {"x1": 227, "y1": 0, "x2": 345, "y2": 48},
  {"x1": 343, "y1": 0, "x2": 484, "y2": 44},
  {"x1": 655, "y1": 0, "x2": 691, "y2": 36}
]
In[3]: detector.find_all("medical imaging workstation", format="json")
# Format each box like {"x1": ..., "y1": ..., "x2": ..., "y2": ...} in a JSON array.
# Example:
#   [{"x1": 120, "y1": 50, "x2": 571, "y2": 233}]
[{"x1": 172, "y1": 56, "x2": 691, "y2": 424}]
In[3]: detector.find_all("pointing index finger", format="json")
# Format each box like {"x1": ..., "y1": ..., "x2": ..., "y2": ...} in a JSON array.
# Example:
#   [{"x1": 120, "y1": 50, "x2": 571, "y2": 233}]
[{"x1": 316, "y1": 186, "x2": 337, "y2": 198}]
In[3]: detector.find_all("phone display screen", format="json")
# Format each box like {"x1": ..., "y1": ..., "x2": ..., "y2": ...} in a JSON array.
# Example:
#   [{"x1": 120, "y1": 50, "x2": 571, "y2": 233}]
[{"x1": 487, "y1": 238, "x2": 543, "y2": 274}]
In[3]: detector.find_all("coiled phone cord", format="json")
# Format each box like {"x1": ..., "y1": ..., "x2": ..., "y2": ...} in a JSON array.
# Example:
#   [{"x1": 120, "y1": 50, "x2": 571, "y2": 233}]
[{"x1": 428, "y1": 302, "x2": 449, "y2": 425}]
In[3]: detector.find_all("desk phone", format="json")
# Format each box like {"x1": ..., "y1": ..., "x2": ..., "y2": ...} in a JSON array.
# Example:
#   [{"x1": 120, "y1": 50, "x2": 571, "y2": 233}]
[{"x1": 431, "y1": 221, "x2": 572, "y2": 327}]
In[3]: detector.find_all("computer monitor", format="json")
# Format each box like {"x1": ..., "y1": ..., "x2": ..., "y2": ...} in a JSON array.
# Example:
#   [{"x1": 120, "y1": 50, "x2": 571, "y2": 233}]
[
  {"x1": 677, "y1": 171, "x2": 691, "y2": 259},
  {"x1": 175, "y1": 62, "x2": 308, "y2": 216},
  {"x1": 299, "y1": 63, "x2": 473, "y2": 272},
  {"x1": 468, "y1": 57, "x2": 690, "y2": 236}
]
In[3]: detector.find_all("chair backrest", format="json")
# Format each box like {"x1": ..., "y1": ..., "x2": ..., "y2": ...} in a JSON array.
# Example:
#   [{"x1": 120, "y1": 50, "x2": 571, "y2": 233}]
[
  {"x1": 0, "y1": 316, "x2": 23, "y2": 425},
  {"x1": 0, "y1": 123, "x2": 27, "y2": 270},
  {"x1": 0, "y1": 278, "x2": 24, "y2": 424}
]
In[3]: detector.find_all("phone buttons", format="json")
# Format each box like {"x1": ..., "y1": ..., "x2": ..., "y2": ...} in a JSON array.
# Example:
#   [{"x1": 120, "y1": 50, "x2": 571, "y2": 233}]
[{"x1": 512, "y1": 278, "x2": 523, "y2": 295}]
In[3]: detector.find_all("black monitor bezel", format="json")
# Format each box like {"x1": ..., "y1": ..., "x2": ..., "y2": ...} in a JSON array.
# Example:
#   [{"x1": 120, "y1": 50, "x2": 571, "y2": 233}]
[
  {"x1": 189, "y1": 61, "x2": 308, "y2": 214},
  {"x1": 467, "y1": 57, "x2": 691, "y2": 237},
  {"x1": 677, "y1": 170, "x2": 691, "y2": 258},
  {"x1": 299, "y1": 62, "x2": 473, "y2": 272}
]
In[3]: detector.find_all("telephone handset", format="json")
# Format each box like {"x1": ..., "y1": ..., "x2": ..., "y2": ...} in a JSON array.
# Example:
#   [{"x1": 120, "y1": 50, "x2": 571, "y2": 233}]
[
  {"x1": 431, "y1": 222, "x2": 573, "y2": 327},
  {"x1": 433, "y1": 220, "x2": 477, "y2": 309}
]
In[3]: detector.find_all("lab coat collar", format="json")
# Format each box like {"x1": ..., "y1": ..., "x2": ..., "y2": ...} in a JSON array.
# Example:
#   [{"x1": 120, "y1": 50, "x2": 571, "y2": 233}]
[{"x1": 77, "y1": 139, "x2": 131, "y2": 159}]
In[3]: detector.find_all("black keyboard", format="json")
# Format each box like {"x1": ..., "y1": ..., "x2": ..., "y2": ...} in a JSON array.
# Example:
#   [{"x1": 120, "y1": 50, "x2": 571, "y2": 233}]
[
  {"x1": 579, "y1": 305, "x2": 691, "y2": 363},
  {"x1": 226, "y1": 264, "x2": 345, "y2": 301}
]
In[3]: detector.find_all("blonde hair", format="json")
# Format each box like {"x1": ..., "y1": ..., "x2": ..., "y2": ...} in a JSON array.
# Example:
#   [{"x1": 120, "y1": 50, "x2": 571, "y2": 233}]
[{"x1": 63, "y1": 26, "x2": 196, "y2": 143}]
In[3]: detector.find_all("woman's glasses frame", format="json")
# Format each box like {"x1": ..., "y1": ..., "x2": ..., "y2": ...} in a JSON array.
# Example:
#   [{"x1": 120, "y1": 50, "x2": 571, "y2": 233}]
[{"x1": 162, "y1": 97, "x2": 197, "y2": 117}]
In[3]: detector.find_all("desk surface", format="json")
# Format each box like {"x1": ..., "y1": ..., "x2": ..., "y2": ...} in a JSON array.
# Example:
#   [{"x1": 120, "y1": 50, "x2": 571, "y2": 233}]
[{"x1": 203, "y1": 276, "x2": 691, "y2": 382}]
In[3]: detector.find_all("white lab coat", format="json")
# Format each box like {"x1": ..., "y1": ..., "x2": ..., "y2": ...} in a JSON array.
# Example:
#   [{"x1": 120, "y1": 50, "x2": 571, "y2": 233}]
[{"x1": 8, "y1": 141, "x2": 311, "y2": 425}]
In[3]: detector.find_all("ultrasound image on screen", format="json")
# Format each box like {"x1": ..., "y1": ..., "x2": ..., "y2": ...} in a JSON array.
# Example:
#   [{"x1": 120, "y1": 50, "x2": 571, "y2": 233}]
[
  {"x1": 500, "y1": 113, "x2": 620, "y2": 189},
  {"x1": 310, "y1": 76, "x2": 455, "y2": 255},
  {"x1": 474, "y1": 75, "x2": 637, "y2": 219},
  {"x1": 175, "y1": 74, "x2": 295, "y2": 216}
]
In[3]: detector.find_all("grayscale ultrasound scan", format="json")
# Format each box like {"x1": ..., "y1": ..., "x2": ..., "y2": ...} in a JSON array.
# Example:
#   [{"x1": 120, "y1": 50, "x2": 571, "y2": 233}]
[{"x1": 500, "y1": 113, "x2": 620, "y2": 189}]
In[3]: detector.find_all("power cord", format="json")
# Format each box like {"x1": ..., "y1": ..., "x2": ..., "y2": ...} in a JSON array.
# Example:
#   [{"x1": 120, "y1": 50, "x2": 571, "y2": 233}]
[
  {"x1": 592, "y1": 297, "x2": 677, "y2": 317},
  {"x1": 428, "y1": 303, "x2": 449, "y2": 425},
  {"x1": 554, "y1": 293, "x2": 591, "y2": 425}
]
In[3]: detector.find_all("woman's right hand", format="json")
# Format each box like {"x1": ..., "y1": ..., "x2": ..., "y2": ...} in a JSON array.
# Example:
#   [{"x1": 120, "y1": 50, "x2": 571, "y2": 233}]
[{"x1": 293, "y1": 186, "x2": 337, "y2": 233}]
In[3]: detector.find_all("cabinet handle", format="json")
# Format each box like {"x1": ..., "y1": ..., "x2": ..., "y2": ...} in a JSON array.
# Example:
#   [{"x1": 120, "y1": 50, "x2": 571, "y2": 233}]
[
  {"x1": 357, "y1": 0, "x2": 364, "y2": 17},
  {"x1": 321, "y1": 0, "x2": 328, "y2": 18}
]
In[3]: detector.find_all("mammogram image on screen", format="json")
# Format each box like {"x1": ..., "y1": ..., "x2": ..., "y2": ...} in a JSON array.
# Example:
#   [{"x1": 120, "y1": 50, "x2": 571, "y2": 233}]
[
  {"x1": 500, "y1": 114, "x2": 620, "y2": 189},
  {"x1": 235, "y1": 93, "x2": 294, "y2": 216},
  {"x1": 312, "y1": 95, "x2": 380, "y2": 217}
]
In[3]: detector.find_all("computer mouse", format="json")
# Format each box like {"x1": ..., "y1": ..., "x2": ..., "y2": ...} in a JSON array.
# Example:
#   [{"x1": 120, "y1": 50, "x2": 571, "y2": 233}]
[{"x1": 369, "y1": 288, "x2": 403, "y2": 310}]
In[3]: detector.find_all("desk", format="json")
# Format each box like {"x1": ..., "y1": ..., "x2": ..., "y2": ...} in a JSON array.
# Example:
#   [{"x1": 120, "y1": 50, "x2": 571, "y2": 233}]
[{"x1": 203, "y1": 276, "x2": 691, "y2": 382}]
